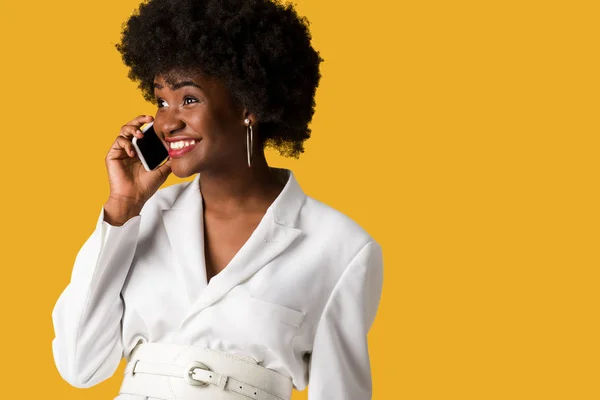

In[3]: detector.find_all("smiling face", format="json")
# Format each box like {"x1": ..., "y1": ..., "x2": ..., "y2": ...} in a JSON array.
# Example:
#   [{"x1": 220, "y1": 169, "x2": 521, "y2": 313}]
[{"x1": 152, "y1": 69, "x2": 249, "y2": 178}]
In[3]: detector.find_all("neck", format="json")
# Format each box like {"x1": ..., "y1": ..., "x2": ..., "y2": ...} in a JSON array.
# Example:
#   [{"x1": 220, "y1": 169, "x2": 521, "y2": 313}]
[{"x1": 198, "y1": 151, "x2": 286, "y2": 215}]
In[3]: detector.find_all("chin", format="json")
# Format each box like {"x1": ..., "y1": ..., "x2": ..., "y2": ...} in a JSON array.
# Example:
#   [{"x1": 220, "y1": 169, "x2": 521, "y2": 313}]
[{"x1": 170, "y1": 158, "x2": 202, "y2": 178}]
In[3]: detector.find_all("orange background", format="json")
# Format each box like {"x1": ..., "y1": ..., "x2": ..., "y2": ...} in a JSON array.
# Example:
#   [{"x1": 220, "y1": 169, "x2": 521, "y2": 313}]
[{"x1": 0, "y1": 0, "x2": 599, "y2": 399}]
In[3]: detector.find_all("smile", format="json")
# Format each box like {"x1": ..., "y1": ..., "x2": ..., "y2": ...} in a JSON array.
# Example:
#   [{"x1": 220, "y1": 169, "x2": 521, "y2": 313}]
[
  {"x1": 167, "y1": 140, "x2": 199, "y2": 157},
  {"x1": 169, "y1": 140, "x2": 196, "y2": 149}
]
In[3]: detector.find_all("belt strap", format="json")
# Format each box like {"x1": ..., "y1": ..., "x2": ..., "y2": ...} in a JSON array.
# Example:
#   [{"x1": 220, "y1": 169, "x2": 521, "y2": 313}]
[{"x1": 119, "y1": 343, "x2": 293, "y2": 400}]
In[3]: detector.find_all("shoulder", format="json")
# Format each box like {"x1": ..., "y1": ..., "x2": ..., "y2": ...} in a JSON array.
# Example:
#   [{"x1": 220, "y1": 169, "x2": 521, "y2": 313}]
[
  {"x1": 301, "y1": 195, "x2": 374, "y2": 238},
  {"x1": 298, "y1": 194, "x2": 380, "y2": 264}
]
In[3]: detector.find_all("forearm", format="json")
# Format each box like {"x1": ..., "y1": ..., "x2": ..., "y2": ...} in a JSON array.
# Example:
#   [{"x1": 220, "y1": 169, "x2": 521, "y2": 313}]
[{"x1": 52, "y1": 207, "x2": 141, "y2": 387}]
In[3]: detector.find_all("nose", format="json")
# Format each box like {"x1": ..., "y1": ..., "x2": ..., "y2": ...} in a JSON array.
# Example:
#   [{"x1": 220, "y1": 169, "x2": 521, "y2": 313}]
[{"x1": 154, "y1": 108, "x2": 185, "y2": 138}]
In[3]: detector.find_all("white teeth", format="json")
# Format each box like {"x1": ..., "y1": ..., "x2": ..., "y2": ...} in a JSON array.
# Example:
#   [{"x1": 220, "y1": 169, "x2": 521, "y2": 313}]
[{"x1": 170, "y1": 140, "x2": 196, "y2": 149}]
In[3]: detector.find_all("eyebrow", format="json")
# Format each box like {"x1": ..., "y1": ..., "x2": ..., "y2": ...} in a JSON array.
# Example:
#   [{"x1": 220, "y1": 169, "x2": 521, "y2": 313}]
[{"x1": 153, "y1": 80, "x2": 204, "y2": 91}]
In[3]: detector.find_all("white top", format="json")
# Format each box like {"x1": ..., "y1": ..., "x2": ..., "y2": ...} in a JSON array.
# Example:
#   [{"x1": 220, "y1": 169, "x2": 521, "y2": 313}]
[{"x1": 52, "y1": 168, "x2": 384, "y2": 399}]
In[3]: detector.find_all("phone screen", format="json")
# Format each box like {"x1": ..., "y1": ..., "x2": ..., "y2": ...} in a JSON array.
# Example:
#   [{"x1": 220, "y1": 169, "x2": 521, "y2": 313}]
[{"x1": 135, "y1": 123, "x2": 169, "y2": 170}]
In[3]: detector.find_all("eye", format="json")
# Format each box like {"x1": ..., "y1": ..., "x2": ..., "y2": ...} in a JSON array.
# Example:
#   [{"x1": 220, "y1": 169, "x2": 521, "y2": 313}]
[
  {"x1": 156, "y1": 98, "x2": 169, "y2": 108},
  {"x1": 183, "y1": 96, "x2": 198, "y2": 105}
]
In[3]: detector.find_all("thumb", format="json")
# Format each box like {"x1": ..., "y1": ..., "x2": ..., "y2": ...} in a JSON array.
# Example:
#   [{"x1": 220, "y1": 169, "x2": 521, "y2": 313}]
[{"x1": 155, "y1": 158, "x2": 172, "y2": 181}]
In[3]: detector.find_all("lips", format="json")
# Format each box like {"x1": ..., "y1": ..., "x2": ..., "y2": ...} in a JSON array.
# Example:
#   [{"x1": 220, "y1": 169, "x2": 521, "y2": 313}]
[{"x1": 167, "y1": 139, "x2": 200, "y2": 158}]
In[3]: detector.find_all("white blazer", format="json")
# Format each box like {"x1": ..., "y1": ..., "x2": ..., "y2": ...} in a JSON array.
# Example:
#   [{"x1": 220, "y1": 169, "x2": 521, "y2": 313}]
[{"x1": 52, "y1": 168, "x2": 384, "y2": 399}]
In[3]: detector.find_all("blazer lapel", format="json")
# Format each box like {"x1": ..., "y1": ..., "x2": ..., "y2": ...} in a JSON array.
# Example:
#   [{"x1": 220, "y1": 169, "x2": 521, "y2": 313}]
[
  {"x1": 161, "y1": 174, "x2": 207, "y2": 308},
  {"x1": 179, "y1": 168, "x2": 307, "y2": 329}
]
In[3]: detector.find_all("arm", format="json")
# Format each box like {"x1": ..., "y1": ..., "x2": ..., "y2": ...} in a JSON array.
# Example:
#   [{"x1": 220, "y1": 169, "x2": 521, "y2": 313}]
[
  {"x1": 307, "y1": 240, "x2": 384, "y2": 400},
  {"x1": 51, "y1": 206, "x2": 141, "y2": 388}
]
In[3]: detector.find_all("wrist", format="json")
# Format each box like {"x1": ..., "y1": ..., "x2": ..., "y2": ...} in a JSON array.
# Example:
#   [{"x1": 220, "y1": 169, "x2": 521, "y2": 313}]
[{"x1": 103, "y1": 196, "x2": 143, "y2": 226}]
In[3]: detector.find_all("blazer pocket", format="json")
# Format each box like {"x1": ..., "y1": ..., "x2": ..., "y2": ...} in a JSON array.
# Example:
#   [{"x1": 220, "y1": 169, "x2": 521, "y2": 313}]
[{"x1": 248, "y1": 297, "x2": 305, "y2": 328}]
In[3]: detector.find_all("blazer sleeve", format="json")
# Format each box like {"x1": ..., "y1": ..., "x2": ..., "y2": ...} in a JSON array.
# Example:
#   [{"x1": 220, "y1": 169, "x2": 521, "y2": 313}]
[
  {"x1": 307, "y1": 240, "x2": 384, "y2": 400},
  {"x1": 51, "y1": 207, "x2": 141, "y2": 388}
]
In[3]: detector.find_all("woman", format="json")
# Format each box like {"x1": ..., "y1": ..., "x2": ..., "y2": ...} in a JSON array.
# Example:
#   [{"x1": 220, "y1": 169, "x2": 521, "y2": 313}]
[{"x1": 51, "y1": 0, "x2": 384, "y2": 399}]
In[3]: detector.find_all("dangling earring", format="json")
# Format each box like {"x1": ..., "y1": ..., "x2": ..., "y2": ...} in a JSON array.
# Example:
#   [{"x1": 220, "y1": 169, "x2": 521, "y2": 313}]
[{"x1": 244, "y1": 118, "x2": 253, "y2": 168}]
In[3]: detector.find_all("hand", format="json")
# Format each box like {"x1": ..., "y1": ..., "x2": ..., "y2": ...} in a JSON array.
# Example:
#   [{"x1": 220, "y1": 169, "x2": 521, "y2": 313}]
[{"x1": 103, "y1": 115, "x2": 172, "y2": 224}]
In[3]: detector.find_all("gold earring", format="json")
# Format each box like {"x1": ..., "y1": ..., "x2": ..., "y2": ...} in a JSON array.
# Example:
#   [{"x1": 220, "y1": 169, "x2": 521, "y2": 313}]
[{"x1": 244, "y1": 118, "x2": 253, "y2": 168}]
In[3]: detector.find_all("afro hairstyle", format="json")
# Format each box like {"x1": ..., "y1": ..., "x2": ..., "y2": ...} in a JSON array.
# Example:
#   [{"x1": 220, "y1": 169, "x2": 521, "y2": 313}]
[{"x1": 115, "y1": 0, "x2": 323, "y2": 158}]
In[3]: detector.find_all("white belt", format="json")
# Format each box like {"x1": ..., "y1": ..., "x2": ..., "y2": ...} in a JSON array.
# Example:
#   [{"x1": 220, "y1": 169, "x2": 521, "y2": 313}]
[{"x1": 119, "y1": 343, "x2": 293, "y2": 400}]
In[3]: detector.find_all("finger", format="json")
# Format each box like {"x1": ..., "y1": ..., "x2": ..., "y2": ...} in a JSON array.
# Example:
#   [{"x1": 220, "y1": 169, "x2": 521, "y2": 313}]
[
  {"x1": 125, "y1": 114, "x2": 154, "y2": 128},
  {"x1": 119, "y1": 125, "x2": 144, "y2": 140},
  {"x1": 155, "y1": 158, "x2": 172, "y2": 179},
  {"x1": 111, "y1": 136, "x2": 138, "y2": 158}
]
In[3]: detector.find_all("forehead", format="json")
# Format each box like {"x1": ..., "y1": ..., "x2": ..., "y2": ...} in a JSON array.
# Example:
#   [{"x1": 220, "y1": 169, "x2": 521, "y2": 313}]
[{"x1": 154, "y1": 68, "x2": 209, "y2": 88}]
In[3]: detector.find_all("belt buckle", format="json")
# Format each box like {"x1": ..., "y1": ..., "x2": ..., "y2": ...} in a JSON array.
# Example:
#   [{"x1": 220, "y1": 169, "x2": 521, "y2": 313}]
[{"x1": 184, "y1": 361, "x2": 212, "y2": 387}]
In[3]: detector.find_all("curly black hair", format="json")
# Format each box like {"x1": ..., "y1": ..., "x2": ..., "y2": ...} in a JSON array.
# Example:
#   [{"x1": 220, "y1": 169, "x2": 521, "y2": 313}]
[{"x1": 115, "y1": 0, "x2": 323, "y2": 158}]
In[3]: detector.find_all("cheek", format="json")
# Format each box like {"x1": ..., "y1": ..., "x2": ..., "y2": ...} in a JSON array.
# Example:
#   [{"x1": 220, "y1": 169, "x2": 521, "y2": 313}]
[
  {"x1": 186, "y1": 109, "x2": 210, "y2": 133},
  {"x1": 193, "y1": 106, "x2": 240, "y2": 142}
]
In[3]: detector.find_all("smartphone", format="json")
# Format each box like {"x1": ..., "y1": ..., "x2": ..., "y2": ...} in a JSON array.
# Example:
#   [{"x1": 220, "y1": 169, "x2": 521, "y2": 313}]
[{"x1": 132, "y1": 122, "x2": 169, "y2": 171}]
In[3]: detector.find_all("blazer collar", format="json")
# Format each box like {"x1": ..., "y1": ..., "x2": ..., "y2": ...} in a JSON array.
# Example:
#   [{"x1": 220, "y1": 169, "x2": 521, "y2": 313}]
[
  {"x1": 159, "y1": 168, "x2": 306, "y2": 327},
  {"x1": 166, "y1": 167, "x2": 305, "y2": 226}
]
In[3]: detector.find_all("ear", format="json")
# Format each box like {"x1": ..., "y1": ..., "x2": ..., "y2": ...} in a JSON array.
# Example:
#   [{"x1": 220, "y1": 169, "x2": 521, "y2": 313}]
[{"x1": 242, "y1": 108, "x2": 258, "y2": 126}]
